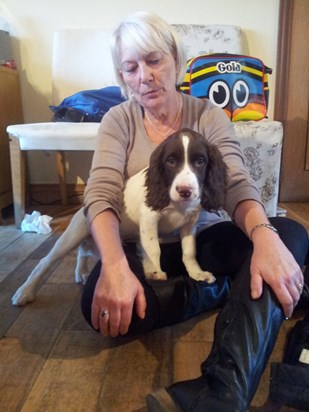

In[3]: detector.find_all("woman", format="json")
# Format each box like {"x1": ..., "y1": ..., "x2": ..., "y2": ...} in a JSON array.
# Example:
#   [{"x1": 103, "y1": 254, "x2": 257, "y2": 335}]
[{"x1": 81, "y1": 11, "x2": 308, "y2": 412}]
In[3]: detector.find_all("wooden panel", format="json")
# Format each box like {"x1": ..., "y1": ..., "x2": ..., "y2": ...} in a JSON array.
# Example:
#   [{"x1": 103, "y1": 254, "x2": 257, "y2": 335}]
[
  {"x1": 0, "y1": 66, "x2": 23, "y2": 218},
  {"x1": 0, "y1": 284, "x2": 81, "y2": 412},
  {"x1": 97, "y1": 330, "x2": 173, "y2": 411},
  {"x1": 275, "y1": 0, "x2": 309, "y2": 201},
  {"x1": 279, "y1": 202, "x2": 309, "y2": 232},
  {"x1": 0, "y1": 223, "x2": 24, "y2": 252},
  {"x1": 0, "y1": 232, "x2": 53, "y2": 279},
  {"x1": 305, "y1": 104, "x2": 309, "y2": 171},
  {"x1": 19, "y1": 331, "x2": 111, "y2": 412},
  {"x1": 0, "y1": 258, "x2": 40, "y2": 338}
]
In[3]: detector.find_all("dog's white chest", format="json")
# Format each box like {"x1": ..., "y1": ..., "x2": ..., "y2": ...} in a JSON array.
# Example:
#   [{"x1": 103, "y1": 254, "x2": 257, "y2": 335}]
[{"x1": 157, "y1": 203, "x2": 200, "y2": 235}]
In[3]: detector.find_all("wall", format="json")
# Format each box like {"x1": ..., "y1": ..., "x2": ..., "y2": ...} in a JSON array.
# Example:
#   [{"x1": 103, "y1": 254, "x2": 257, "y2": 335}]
[{"x1": 0, "y1": 0, "x2": 280, "y2": 186}]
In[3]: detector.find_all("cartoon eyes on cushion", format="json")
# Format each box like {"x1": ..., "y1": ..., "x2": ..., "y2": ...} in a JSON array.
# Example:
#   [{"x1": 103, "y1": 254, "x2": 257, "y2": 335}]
[
  {"x1": 233, "y1": 80, "x2": 249, "y2": 107},
  {"x1": 208, "y1": 81, "x2": 230, "y2": 108},
  {"x1": 208, "y1": 80, "x2": 250, "y2": 108}
]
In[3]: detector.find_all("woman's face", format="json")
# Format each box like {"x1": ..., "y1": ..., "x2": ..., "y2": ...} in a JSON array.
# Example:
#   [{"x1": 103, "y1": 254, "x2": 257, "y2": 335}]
[{"x1": 119, "y1": 44, "x2": 178, "y2": 110}]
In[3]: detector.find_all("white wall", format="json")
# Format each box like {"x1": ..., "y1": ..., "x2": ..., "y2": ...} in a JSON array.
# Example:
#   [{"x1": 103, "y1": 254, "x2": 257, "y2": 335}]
[{"x1": 0, "y1": 0, "x2": 280, "y2": 185}]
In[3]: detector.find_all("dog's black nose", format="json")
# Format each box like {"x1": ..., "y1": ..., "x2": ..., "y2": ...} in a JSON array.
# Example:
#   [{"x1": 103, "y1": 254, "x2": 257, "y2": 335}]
[{"x1": 176, "y1": 186, "x2": 192, "y2": 198}]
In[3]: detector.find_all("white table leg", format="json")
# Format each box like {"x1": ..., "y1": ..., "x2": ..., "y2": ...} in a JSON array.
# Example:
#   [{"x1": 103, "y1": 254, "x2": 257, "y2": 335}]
[{"x1": 9, "y1": 135, "x2": 26, "y2": 228}]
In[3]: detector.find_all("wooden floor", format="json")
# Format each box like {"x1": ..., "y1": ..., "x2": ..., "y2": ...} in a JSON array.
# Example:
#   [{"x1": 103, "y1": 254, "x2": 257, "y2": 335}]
[{"x1": 0, "y1": 202, "x2": 308, "y2": 412}]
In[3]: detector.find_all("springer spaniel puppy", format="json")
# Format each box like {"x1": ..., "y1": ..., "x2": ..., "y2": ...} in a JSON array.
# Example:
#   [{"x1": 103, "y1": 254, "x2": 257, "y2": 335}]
[
  {"x1": 12, "y1": 128, "x2": 227, "y2": 306},
  {"x1": 122, "y1": 128, "x2": 227, "y2": 281}
]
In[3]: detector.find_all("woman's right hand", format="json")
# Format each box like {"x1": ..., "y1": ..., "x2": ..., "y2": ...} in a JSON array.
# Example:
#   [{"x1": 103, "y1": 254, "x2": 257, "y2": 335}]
[
  {"x1": 89, "y1": 210, "x2": 146, "y2": 336},
  {"x1": 91, "y1": 257, "x2": 146, "y2": 337}
]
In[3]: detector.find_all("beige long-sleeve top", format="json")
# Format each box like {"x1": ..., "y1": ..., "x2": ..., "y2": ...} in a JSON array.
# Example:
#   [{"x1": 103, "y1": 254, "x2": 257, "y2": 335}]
[{"x1": 84, "y1": 93, "x2": 261, "y2": 231}]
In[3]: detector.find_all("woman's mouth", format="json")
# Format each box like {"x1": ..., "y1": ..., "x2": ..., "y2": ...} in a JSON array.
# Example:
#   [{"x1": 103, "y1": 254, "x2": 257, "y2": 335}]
[{"x1": 143, "y1": 89, "x2": 161, "y2": 97}]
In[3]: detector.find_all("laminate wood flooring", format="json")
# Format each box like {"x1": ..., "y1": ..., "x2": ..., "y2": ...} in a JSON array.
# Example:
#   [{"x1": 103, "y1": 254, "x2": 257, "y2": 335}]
[{"x1": 0, "y1": 203, "x2": 308, "y2": 412}]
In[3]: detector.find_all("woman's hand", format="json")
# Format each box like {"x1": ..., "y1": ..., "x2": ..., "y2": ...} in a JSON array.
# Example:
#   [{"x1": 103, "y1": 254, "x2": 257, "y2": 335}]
[
  {"x1": 91, "y1": 257, "x2": 146, "y2": 337},
  {"x1": 234, "y1": 200, "x2": 304, "y2": 318},
  {"x1": 89, "y1": 209, "x2": 146, "y2": 337},
  {"x1": 250, "y1": 230, "x2": 304, "y2": 318}
]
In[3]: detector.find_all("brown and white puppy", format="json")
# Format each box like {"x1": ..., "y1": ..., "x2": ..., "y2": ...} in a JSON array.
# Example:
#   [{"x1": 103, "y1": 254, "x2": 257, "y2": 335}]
[
  {"x1": 12, "y1": 128, "x2": 227, "y2": 306},
  {"x1": 132, "y1": 128, "x2": 227, "y2": 280}
]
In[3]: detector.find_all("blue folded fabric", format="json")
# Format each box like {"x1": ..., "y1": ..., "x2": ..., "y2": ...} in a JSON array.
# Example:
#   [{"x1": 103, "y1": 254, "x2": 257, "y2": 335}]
[{"x1": 50, "y1": 86, "x2": 126, "y2": 122}]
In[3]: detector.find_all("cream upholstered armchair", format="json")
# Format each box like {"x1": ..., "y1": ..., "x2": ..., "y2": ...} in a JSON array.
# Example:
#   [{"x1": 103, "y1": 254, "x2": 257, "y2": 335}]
[{"x1": 7, "y1": 25, "x2": 283, "y2": 227}]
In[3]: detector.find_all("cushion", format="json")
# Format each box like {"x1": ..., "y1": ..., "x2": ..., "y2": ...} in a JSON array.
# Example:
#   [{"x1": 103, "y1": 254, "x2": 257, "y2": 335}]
[{"x1": 173, "y1": 24, "x2": 244, "y2": 58}]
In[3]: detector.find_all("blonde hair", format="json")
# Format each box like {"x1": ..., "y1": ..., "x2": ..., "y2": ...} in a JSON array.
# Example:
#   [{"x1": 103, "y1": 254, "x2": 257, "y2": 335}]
[{"x1": 110, "y1": 11, "x2": 187, "y2": 97}]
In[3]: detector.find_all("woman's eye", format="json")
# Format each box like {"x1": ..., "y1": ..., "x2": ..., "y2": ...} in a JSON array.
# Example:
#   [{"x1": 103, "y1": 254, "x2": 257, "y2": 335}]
[
  {"x1": 121, "y1": 63, "x2": 137, "y2": 73},
  {"x1": 148, "y1": 59, "x2": 160, "y2": 65},
  {"x1": 147, "y1": 53, "x2": 163, "y2": 66},
  {"x1": 125, "y1": 66, "x2": 137, "y2": 73}
]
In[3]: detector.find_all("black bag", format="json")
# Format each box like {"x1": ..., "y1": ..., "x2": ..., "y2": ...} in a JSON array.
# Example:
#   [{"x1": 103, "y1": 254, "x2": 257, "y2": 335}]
[{"x1": 270, "y1": 313, "x2": 309, "y2": 410}]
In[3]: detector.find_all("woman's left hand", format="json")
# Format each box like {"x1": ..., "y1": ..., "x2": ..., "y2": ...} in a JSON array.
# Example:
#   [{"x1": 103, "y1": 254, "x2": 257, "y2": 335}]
[
  {"x1": 233, "y1": 200, "x2": 304, "y2": 318},
  {"x1": 250, "y1": 230, "x2": 304, "y2": 318}
]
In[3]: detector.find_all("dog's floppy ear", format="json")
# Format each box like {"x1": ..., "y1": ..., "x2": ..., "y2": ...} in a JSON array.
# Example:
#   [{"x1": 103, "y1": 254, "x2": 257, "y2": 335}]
[
  {"x1": 145, "y1": 142, "x2": 171, "y2": 210},
  {"x1": 201, "y1": 144, "x2": 227, "y2": 211}
]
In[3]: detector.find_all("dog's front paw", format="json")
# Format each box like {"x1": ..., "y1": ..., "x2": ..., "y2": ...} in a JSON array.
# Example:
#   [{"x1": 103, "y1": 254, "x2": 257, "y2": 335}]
[
  {"x1": 145, "y1": 271, "x2": 168, "y2": 281},
  {"x1": 142, "y1": 257, "x2": 167, "y2": 280},
  {"x1": 12, "y1": 286, "x2": 35, "y2": 306},
  {"x1": 189, "y1": 271, "x2": 216, "y2": 283}
]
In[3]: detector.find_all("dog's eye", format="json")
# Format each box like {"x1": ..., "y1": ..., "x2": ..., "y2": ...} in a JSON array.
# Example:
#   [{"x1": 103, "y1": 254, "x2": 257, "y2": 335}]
[
  {"x1": 194, "y1": 156, "x2": 206, "y2": 166},
  {"x1": 166, "y1": 156, "x2": 177, "y2": 167}
]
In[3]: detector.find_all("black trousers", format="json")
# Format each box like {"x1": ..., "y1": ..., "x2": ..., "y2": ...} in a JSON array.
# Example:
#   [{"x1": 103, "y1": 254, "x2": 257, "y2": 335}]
[{"x1": 81, "y1": 217, "x2": 309, "y2": 335}]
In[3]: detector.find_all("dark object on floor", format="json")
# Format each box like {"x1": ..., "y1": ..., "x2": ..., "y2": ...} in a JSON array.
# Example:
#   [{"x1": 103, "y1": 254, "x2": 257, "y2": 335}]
[{"x1": 270, "y1": 311, "x2": 309, "y2": 410}]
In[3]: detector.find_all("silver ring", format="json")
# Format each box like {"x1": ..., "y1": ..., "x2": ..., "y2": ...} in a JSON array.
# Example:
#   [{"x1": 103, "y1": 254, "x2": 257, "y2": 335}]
[
  {"x1": 295, "y1": 283, "x2": 304, "y2": 294},
  {"x1": 100, "y1": 309, "x2": 109, "y2": 318}
]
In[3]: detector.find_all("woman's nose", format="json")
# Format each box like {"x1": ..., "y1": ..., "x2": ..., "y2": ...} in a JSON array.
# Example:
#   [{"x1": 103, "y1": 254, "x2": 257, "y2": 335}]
[{"x1": 140, "y1": 63, "x2": 153, "y2": 83}]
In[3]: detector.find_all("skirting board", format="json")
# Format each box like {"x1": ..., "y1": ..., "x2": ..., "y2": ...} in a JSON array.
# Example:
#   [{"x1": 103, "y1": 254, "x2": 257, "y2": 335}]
[{"x1": 30, "y1": 183, "x2": 85, "y2": 206}]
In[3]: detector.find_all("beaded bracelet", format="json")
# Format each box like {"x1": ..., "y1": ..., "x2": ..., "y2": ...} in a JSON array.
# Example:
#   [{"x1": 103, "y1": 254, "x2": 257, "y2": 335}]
[{"x1": 250, "y1": 223, "x2": 278, "y2": 240}]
